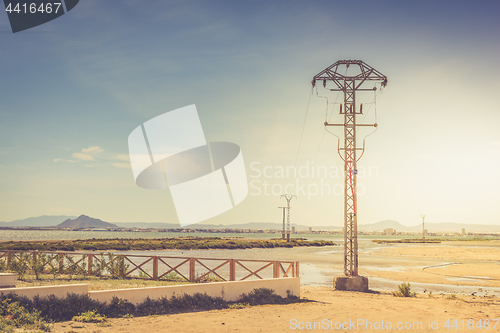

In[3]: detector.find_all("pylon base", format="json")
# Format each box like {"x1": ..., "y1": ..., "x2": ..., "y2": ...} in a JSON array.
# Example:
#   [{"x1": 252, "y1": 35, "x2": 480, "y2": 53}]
[{"x1": 333, "y1": 275, "x2": 368, "y2": 292}]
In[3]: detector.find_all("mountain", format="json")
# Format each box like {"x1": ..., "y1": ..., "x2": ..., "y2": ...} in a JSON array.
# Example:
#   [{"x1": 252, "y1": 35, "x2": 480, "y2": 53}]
[
  {"x1": 0, "y1": 215, "x2": 77, "y2": 227},
  {"x1": 358, "y1": 220, "x2": 407, "y2": 231},
  {"x1": 403, "y1": 222, "x2": 500, "y2": 233},
  {"x1": 57, "y1": 215, "x2": 118, "y2": 229},
  {"x1": 358, "y1": 220, "x2": 500, "y2": 233}
]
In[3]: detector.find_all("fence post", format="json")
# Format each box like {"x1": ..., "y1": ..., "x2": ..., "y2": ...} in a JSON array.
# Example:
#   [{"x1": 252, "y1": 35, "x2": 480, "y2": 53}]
[
  {"x1": 7, "y1": 251, "x2": 11, "y2": 267},
  {"x1": 296, "y1": 261, "x2": 299, "y2": 277},
  {"x1": 87, "y1": 254, "x2": 93, "y2": 276},
  {"x1": 153, "y1": 256, "x2": 158, "y2": 280},
  {"x1": 189, "y1": 258, "x2": 195, "y2": 282},
  {"x1": 119, "y1": 255, "x2": 125, "y2": 278},
  {"x1": 273, "y1": 261, "x2": 278, "y2": 278},
  {"x1": 229, "y1": 259, "x2": 235, "y2": 281},
  {"x1": 58, "y1": 254, "x2": 64, "y2": 273}
]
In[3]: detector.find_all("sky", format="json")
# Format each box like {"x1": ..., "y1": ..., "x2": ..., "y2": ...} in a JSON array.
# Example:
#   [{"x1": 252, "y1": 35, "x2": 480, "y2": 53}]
[{"x1": 0, "y1": 0, "x2": 499, "y2": 227}]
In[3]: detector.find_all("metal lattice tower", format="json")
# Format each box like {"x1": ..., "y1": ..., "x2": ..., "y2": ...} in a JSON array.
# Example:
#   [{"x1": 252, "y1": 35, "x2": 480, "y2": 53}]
[
  {"x1": 313, "y1": 60, "x2": 387, "y2": 276},
  {"x1": 279, "y1": 206, "x2": 286, "y2": 240},
  {"x1": 280, "y1": 194, "x2": 296, "y2": 242},
  {"x1": 421, "y1": 215, "x2": 426, "y2": 243}
]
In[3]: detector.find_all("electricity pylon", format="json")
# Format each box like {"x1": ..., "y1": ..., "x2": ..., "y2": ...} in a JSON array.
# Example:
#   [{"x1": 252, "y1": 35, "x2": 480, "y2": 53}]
[
  {"x1": 312, "y1": 60, "x2": 387, "y2": 276},
  {"x1": 280, "y1": 194, "x2": 296, "y2": 242},
  {"x1": 279, "y1": 206, "x2": 286, "y2": 240},
  {"x1": 421, "y1": 215, "x2": 426, "y2": 243}
]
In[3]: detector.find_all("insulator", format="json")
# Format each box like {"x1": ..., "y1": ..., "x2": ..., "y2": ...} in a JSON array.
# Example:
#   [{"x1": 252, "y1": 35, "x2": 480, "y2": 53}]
[
  {"x1": 339, "y1": 104, "x2": 343, "y2": 114},
  {"x1": 311, "y1": 79, "x2": 316, "y2": 87},
  {"x1": 360, "y1": 103, "x2": 363, "y2": 113},
  {"x1": 323, "y1": 79, "x2": 326, "y2": 88}
]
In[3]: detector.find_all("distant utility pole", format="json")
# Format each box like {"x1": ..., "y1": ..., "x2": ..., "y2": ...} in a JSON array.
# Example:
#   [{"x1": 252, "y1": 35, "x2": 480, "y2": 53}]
[
  {"x1": 280, "y1": 194, "x2": 296, "y2": 242},
  {"x1": 278, "y1": 207, "x2": 286, "y2": 240},
  {"x1": 421, "y1": 215, "x2": 426, "y2": 243}
]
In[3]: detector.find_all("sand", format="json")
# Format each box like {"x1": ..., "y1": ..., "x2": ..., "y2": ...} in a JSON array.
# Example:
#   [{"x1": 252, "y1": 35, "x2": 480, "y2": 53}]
[
  {"x1": 364, "y1": 241, "x2": 500, "y2": 288},
  {"x1": 50, "y1": 286, "x2": 500, "y2": 333},
  {"x1": 47, "y1": 241, "x2": 500, "y2": 332}
]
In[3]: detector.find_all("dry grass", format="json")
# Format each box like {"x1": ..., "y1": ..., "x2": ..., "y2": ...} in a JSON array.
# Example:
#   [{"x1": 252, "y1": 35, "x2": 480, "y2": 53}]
[{"x1": 16, "y1": 275, "x2": 189, "y2": 291}]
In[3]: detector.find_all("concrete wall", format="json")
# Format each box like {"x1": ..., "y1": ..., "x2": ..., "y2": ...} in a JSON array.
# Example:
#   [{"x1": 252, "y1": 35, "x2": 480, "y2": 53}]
[
  {"x1": 0, "y1": 284, "x2": 89, "y2": 299},
  {"x1": 0, "y1": 273, "x2": 17, "y2": 288},
  {"x1": 90, "y1": 277, "x2": 300, "y2": 304}
]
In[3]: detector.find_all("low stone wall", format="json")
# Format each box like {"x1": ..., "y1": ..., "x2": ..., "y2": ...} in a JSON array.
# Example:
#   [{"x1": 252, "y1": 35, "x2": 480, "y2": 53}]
[
  {"x1": 0, "y1": 284, "x2": 89, "y2": 299},
  {"x1": 0, "y1": 273, "x2": 17, "y2": 288},
  {"x1": 90, "y1": 277, "x2": 300, "y2": 304},
  {"x1": 0, "y1": 278, "x2": 300, "y2": 304}
]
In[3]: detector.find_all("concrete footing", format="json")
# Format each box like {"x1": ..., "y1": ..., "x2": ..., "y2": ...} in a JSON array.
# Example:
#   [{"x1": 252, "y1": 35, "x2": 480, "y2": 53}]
[{"x1": 333, "y1": 275, "x2": 368, "y2": 292}]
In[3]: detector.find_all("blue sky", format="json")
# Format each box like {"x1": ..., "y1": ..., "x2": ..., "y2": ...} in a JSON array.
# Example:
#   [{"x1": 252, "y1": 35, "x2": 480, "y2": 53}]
[{"x1": 0, "y1": 0, "x2": 499, "y2": 227}]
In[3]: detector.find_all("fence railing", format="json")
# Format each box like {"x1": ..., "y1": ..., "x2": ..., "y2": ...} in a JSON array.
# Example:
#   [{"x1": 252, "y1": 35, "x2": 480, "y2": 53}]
[{"x1": 0, "y1": 250, "x2": 299, "y2": 282}]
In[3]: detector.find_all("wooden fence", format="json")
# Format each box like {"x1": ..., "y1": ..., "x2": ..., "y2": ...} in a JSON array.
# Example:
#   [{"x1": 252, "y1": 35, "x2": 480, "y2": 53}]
[{"x1": 0, "y1": 250, "x2": 299, "y2": 282}]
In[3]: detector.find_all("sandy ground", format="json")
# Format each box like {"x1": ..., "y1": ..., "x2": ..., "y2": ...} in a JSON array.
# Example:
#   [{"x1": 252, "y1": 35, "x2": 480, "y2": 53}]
[
  {"x1": 50, "y1": 286, "x2": 500, "y2": 333},
  {"x1": 43, "y1": 241, "x2": 500, "y2": 332},
  {"x1": 363, "y1": 241, "x2": 500, "y2": 288}
]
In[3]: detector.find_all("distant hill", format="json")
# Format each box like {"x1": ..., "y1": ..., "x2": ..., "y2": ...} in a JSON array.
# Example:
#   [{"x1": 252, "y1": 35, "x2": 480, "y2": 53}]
[
  {"x1": 0, "y1": 215, "x2": 77, "y2": 227},
  {"x1": 57, "y1": 215, "x2": 118, "y2": 229},
  {"x1": 114, "y1": 221, "x2": 342, "y2": 230},
  {"x1": 404, "y1": 222, "x2": 500, "y2": 233},
  {"x1": 358, "y1": 220, "x2": 406, "y2": 231},
  {"x1": 2, "y1": 215, "x2": 499, "y2": 233},
  {"x1": 358, "y1": 220, "x2": 500, "y2": 233}
]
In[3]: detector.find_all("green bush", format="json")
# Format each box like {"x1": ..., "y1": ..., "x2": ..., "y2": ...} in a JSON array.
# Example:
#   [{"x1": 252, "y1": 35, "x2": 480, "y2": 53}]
[
  {"x1": 72, "y1": 310, "x2": 107, "y2": 323},
  {"x1": 392, "y1": 282, "x2": 416, "y2": 297},
  {"x1": 0, "y1": 298, "x2": 52, "y2": 332},
  {"x1": 9, "y1": 252, "x2": 30, "y2": 280},
  {"x1": 0, "y1": 288, "x2": 300, "y2": 323},
  {"x1": 238, "y1": 288, "x2": 298, "y2": 305}
]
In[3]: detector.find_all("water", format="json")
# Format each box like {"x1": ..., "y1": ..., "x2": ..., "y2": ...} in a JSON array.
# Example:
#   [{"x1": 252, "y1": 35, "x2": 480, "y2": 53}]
[
  {"x1": 0, "y1": 229, "x2": 342, "y2": 241},
  {"x1": 1, "y1": 230, "x2": 499, "y2": 296},
  {"x1": 0, "y1": 229, "x2": 478, "y2": 242}
]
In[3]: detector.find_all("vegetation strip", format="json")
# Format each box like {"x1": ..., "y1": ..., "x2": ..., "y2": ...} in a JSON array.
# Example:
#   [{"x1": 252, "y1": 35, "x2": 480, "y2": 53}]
[
  {"x1": 0, "y1": 288, "x2": 300, "y2": 332},
  {"x1": 0, "y1": 237, "x2": 334, "y2": 251},
  {"x1": 372, "y1": 239, "x2": 441, "y2": 244}
]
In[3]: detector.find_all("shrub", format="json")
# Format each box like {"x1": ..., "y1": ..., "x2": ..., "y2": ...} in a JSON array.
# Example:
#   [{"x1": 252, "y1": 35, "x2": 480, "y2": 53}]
[
  {"x1": 0, "y1": 298, "x2": 52, "y2": 332},
  {"x1": 72, "y1": 310, "x2": 107, "y2": 323},
  {"x1": 238, "y1": 288, "x2": 298, "y2": 305},
  {"x1": 392, "y1": 282, "x2": 416, "y2": 297},
  {"x1": 161, "y1": 272, "x2": 185, "y2": 282},
  {"x1": 104, "y1": 297, "x2": 136, "y2": 318},
  {"x1": 9, "y1": 252, "x2": 30, "y2": 280},
  {"x1": 0, "y1": 288, "x2": 300, "y2": 323}
]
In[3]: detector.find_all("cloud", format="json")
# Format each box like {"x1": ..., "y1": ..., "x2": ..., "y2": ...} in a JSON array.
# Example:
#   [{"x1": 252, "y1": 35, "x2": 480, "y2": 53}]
[
  {"x1": 73, "y1": 152, "x2": 95, "y2": 161},
  {"x1": 111, "y1": 162, "x2": 131, "y2": 169},
  {"x1": 61, "y1": 146, "x2": 129, "y2": 166},
  {"x1": 112, "y1": 154, "x2": 130, "y2": 161},
  {"x1": 82, "y1": 146, "x2": 104, "y2": 154},
  {"x1": 72, "y1": 146, "x2": 105, "y2": 161}
]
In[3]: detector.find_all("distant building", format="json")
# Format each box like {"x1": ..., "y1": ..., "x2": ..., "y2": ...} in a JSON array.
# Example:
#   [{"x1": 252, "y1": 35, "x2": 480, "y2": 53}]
[
  {"x1": 423, "y1": 229, "x2": 428, "y2": 236},
  {"x1": 308, "y1": 227, "x2": 312, "y2": 234},
  {"x1": 385, "y1": 228, "x2": 394, "y2": 235},
  {"x1": 292, "y1": 226, "x2": 296, "y2": 234},
  {"x1": 461, "y1": 228, "x2": 466, "y2": 237}
]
